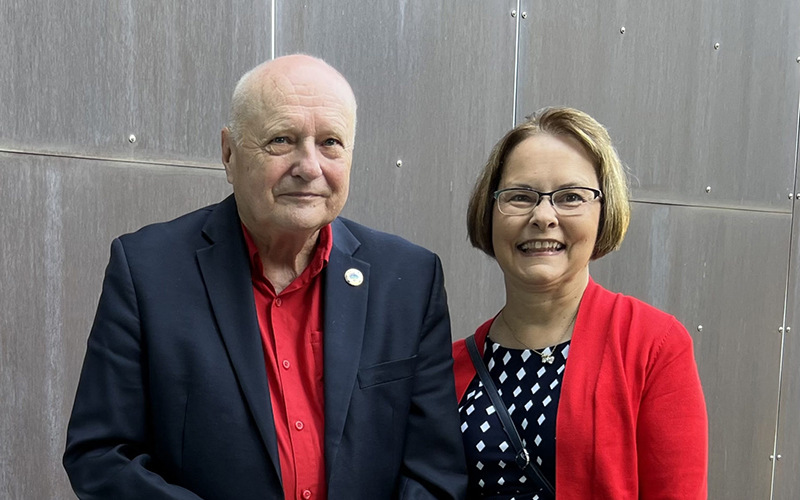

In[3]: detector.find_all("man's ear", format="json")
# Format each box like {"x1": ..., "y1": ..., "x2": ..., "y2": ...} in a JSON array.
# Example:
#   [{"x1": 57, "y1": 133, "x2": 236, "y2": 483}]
[{"x1": 221, "y1": 127, "x2": 235, "y2": 184}]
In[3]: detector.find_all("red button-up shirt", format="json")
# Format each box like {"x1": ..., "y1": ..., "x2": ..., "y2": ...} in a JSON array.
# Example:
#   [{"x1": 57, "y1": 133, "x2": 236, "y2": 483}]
[{"x1": 243, "y1": 224, "x2": 332, "y2": 500}]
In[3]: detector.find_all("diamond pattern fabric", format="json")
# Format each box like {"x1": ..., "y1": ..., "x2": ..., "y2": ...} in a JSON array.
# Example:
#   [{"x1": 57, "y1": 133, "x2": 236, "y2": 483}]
[{"x1": 459, "y1": 338, "x2": 570, "y2": 499}]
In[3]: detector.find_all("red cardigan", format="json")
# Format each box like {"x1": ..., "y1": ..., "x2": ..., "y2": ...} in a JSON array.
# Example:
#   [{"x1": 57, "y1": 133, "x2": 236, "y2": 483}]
[{"x1": 453, "y1": 278, "x2": 708, "y2": 499}]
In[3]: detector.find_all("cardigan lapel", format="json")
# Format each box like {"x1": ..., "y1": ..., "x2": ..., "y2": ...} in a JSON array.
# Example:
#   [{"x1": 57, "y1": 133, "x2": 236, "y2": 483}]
[
  {"x1": 195, "y1": 195, "x2": 282, "y2": 484},
  {"x1": 323, "y1": 218, "x2": 370, "y2": 481}
]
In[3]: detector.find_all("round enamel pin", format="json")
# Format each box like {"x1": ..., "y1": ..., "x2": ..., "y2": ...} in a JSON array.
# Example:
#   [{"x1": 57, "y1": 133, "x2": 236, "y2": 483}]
[{"x1": 344, "y1": 268, "x2": 364, "y2": 287}]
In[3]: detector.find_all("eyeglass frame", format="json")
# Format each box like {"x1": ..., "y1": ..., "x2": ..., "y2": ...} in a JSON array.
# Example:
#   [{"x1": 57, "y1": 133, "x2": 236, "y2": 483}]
[{"x1": 492, "y1": 186, "x2": 603, "y2": 216}]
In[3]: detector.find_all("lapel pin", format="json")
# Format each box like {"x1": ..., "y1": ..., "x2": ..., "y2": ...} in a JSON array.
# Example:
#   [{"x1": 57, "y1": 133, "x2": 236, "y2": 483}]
[{"x1": 344, "y1": 268, "x2": 364, "y2": 287}]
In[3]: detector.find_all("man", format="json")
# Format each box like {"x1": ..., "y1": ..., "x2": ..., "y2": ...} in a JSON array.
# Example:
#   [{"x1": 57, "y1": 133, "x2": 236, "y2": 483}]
[{"x1": 63, "y1": 55, "x2": 467, "y2": 499}]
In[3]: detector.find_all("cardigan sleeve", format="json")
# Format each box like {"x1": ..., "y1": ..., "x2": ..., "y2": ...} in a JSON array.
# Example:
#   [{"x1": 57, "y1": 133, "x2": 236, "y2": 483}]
[{"x1": 636, "y1": 318, "x2": 708, "y2": 499}]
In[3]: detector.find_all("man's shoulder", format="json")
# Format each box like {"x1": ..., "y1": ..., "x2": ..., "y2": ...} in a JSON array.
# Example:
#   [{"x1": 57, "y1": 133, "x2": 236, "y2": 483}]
[
  {"x1": 334, "y1": 217, "x2": 434, "y2": 258},
  {"x1": 118, "y1": 199, "x2": 223, "y2": 249}
]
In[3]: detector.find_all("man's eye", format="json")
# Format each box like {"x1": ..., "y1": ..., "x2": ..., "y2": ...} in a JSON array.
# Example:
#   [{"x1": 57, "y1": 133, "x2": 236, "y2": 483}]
[
  {"x1": 271, "y1": 137, "x2": 288, "y2": 144},
  {"x1": 322, "y1": 138, "x2": 342, "y2": 147}
]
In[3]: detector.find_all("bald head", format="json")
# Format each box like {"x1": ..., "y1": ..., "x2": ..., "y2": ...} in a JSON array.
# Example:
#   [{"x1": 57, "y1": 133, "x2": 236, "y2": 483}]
[
  {"x1": 228, "y1": 55, "x2": 357, "y2": 145},
  {"x1": 220, "y1": 54, "x2": 357, "y2": 243}
]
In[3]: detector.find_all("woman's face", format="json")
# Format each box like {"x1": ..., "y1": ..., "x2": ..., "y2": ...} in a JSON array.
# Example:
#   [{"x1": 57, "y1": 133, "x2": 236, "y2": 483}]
[{"x1": 491, "y1": 134, "x2": 602, "y2": 292}]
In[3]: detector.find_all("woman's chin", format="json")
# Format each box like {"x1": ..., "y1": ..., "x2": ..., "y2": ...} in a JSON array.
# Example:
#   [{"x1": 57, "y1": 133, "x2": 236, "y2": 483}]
[{"x1": 504, "y1": 264, "x2": 589, "y2": 292}]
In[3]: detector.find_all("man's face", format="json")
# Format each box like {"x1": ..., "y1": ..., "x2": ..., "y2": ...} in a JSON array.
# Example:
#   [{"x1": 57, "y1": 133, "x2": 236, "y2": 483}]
[{"x1": 222, "y1": 64, "x2": 355, "y2": 237}]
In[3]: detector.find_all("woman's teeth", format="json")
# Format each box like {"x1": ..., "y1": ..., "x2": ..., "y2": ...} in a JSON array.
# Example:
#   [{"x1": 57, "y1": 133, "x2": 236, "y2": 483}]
[{"x1": 518, "y1": 241, "x2": 564, "y2": 252}]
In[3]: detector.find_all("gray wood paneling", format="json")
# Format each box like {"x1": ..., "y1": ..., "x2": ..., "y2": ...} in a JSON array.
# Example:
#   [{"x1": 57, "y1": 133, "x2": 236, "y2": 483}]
[
  {"x1": 773, "y1": 194, "x2": 800, "y2": 500},
  {"x1": 0, "y1": 153, "x2": 231, "y2": 499},
  {"x1": 590, "y1": 202, "x2": 791, "y2": 500},
  {"x1": 1, "y1": 0, "x2": 798, "y2": 498},
  {"x1": 0, "y1": 0, "x2": 271, "y2": 165},
  {"x1": 276, "y1": 0, "x2": 517, "y2": 338},
  {"x1": 516, "y1": 0, "x2": 800, "y2": 211}
]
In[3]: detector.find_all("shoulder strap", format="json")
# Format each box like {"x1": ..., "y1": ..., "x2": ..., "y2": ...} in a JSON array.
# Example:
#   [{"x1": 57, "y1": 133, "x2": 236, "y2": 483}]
[{"x1": 465, "y1": 335, "x2": 556, "y2": 497}]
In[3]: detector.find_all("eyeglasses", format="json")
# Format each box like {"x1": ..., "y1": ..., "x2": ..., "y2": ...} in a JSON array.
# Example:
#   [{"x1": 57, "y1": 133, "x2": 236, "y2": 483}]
[{"x1": 493, "y1": 187, "x2": 603, "y2": 216}]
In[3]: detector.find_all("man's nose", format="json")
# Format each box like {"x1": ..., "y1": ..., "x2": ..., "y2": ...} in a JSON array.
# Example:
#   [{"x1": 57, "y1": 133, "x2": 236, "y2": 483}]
[{"x1": 291, "y1": 139, "x2": 323, "y2": 181}]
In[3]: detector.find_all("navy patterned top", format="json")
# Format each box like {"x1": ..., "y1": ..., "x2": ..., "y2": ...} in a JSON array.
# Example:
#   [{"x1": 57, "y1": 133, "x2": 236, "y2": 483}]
[{"x1": 459, "y1": 338, "x2": 570, "y2": 500}]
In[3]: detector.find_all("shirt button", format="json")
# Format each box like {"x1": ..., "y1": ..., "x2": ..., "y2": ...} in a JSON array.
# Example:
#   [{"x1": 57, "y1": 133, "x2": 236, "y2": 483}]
[
  {"x1": 295, "y1": 420, "x2": 304, "y2": 430},
  {"x1": 282, "y1": 360, "x2": 291, "y2": 370},
  {"x1": 302, "y1": 490, "x2": 312, "y2": 499},
  {"x1": 275, "y1": 298, "x2": 282, "y2": 307}
]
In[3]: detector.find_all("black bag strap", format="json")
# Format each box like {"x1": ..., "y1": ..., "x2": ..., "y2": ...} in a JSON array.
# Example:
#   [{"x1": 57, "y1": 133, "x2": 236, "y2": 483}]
[{"x1": 465, "y1": 335, "x2": 556, "y2": 497}]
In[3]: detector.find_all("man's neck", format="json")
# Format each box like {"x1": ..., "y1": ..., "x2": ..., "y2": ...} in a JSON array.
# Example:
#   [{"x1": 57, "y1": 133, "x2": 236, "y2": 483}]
[{"x1": 250, "y1": 226, "x2": 321, "y2": 294}]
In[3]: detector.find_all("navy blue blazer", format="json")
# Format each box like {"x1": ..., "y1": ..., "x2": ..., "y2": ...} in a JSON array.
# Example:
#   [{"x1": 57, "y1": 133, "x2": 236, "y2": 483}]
[{"x1": 64, "y1": 195, "x2": 468, "y2": 499}]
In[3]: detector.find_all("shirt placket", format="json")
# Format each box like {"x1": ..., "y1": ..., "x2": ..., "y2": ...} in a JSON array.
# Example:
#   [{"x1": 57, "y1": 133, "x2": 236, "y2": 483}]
[{"x1": 271, "y1": 289, "x2": 319, "y2": 500}]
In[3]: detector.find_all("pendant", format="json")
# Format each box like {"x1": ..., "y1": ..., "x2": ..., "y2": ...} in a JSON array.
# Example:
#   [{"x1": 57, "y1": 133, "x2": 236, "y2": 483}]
[{"x1": 541, "y1": 353, "x2": 555, "y2": 364}]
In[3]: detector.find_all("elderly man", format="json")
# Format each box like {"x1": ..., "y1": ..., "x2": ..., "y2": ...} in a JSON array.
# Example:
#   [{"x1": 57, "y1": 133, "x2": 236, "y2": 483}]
[{"x1": 63, "y1": 55, "x2": 467, "y2": 500}]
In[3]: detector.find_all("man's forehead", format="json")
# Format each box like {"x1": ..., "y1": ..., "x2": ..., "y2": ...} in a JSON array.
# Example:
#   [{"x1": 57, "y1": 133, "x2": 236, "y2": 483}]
[
  {"x1": 254, "y1": 57, "x2": 354, "y2": 101},
  {"x1": 250, "y1": 74, "x2": 354, "y2": 129}
]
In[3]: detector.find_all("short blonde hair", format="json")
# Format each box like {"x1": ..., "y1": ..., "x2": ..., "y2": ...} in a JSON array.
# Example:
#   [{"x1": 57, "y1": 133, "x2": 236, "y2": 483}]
[{"x1": 467, "y1": 107, "x2": 630, "y2": 260}]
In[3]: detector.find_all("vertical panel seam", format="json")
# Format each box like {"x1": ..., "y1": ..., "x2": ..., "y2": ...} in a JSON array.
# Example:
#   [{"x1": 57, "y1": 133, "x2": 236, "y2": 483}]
[
  {"x1": 511, "y1": 0, "x2": 521, "y2": 128},
  {"x1": 271, "y1": 0, "x2": 276, "y2": 59},
  {"x1": 769, "y1": 62, "x2": 800, "y2": 500}
]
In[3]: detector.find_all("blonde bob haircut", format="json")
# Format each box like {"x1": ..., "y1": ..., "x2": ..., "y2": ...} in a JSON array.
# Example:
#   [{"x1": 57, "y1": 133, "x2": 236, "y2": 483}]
[{"x1": 467, "y1": 106, "x2": 630, "y2": 260}]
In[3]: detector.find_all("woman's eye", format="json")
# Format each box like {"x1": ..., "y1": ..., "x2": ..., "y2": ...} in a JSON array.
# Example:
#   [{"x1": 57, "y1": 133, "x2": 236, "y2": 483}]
[
  {"x1": 509, "y1": 194, "x2": 535, "y2": 203},
  {"x1": 556, "y1": 192, "x2": 586, "y2": 204}
]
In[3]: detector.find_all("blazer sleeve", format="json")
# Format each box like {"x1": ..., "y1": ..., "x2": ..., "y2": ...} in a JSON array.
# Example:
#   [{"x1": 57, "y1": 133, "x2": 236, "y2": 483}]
[
  {"x1": 396, "y1": 255, "x2": 469, "y2": 500},
  {"x1": 63, "y1": 238, "x2": 203, "y2": 500},
  {"x1": 636, "y1": 319, "x2": 708, "y2": 500}
]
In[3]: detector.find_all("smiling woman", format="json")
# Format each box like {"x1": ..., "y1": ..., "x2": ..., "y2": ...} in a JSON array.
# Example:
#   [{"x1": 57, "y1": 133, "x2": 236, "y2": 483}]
[{"x1": 453, "y1": 107, "x2": 708, "y2": 500}]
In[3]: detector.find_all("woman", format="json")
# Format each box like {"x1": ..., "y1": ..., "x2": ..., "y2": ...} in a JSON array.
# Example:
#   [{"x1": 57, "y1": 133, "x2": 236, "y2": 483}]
[{"x1": 452, "y1": 107, "x2": 707, "y2": 499}]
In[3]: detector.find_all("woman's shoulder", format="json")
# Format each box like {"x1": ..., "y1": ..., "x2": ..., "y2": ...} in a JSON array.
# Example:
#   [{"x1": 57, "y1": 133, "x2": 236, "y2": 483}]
[
  {"x1": 584, "y1": 280, "x2": 698, "y2": 385},
  {"x1": 452, "y1": 317, "x2": 495, "y2": 400},
  {"x1": 452, "y1": 317, "x2": 493, "y2": 359},
  {"x1": 584, "y1": 278, "x2": 692, "y2": 348}
]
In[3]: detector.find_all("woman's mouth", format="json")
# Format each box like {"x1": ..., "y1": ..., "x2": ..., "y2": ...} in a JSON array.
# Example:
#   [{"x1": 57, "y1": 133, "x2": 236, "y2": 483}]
[{"x1": 517, "y1": 240, "x2": 565, "y2": 254}]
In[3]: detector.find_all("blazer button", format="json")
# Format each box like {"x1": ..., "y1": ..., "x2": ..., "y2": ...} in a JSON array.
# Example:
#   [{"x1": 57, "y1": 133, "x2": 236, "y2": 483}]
[
  {"x1": 282, "y1": 360, "x2": 291, "y2": 370},
  {"x1": 295, "y1": 420, "x2": 304, "y2": 430},
  {"x1": 302, "y1": 490, "x2": 312, "y2": 499}
]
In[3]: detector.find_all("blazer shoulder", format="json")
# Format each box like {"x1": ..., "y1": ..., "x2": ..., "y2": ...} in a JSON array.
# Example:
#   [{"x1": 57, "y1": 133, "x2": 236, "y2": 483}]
[
  {"x1": 117, "y1": 201, "x2": 220, "y2": 249},
  {"x1": 336, "y1": 217, "x2": 436, "y2": 259}
]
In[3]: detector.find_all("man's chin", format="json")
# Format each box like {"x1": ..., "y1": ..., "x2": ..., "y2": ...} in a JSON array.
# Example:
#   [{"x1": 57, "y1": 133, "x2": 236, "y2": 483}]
[{"x1": 275, "y1": 213, "x2": 336, "y2": 233}]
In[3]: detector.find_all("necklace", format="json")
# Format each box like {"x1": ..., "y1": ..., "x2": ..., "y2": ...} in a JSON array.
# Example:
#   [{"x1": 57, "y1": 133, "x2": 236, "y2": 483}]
[{"x1": 499, "y1": 309, "x2": 578, "y2": 364}]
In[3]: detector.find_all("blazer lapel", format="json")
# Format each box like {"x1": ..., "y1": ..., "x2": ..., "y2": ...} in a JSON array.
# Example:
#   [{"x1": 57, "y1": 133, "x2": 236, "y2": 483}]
[
  {"x1": 323, "y1": 218, "x2": 370, "y2": 480},
  {"x1": 196, "y1": 195, "x2": 282, "y2": 484}
]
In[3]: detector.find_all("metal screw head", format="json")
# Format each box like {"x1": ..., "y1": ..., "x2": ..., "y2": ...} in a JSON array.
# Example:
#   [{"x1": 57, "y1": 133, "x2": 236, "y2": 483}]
[
  {"x1": 396, "y1": 160, "x2": 402, "y2": 168},
  {"x1": 128, "y1": 134, "x2": 136, "y2": 144},
  {"x1": 770, "y1": 454, "x2": 775, "y2": 460},
  {"x1": 521, "y1": 12, "x2": 527, "y2": 19},
  {"x1": 779, "y1": 326, "x2": 784, "y2": 333},
  {"x1": 714, "y1": 42, "x2": 720, "y2": 50},
  {"x1": 620, "y1": 26, "x2": 625, "y2": 34},
  {"x1": 511, "y1": 9, "x2": 516, "y2": 17},
  {"x1": 796, "y1": 56, "x2": 800, "y2": 63},
  {"x1": 791, "y1": 193, "x2": 796, "y2": 200},
  {"x1": 795, "y1": 193, "x2": 800, "y2": 200},
  {"x1": 696, "y1": 325, "x2": 703, "y2": 332},
  {"x1": 787, "y1": 327, "x2": 792, "y2": 333},
  {"x1": 705, "y1": 186, "x2": 711, "y2": 193}
]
